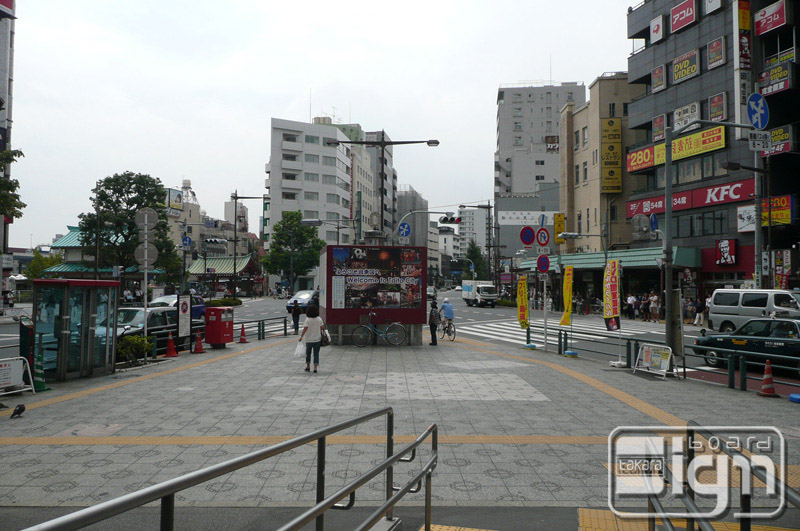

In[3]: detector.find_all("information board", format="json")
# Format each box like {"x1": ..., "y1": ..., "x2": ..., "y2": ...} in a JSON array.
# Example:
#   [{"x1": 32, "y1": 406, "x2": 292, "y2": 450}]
[{"x1": 634, "y1": 344, "x2": 674, "y2": 379}]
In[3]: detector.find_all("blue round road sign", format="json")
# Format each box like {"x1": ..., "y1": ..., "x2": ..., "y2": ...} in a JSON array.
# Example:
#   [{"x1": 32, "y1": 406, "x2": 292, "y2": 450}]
[
  {"x1": 747, "y1": 93, "x2": 769, "y2": 131},
  {"x1": 182, "y1": 236, "x2": 192, "y2": 247},
  {"x1": 537, "y1": 254, "x2": 550, "y2": 273},
  {"x1": 649, "y1": 213, "x2": 658, "y2": 231},
  {"x1": 398, "y1": 222, "x2": 411, "y2": 237},
  {"x1": 520, "y1": 226, "x2": 536, "y2": 245}
]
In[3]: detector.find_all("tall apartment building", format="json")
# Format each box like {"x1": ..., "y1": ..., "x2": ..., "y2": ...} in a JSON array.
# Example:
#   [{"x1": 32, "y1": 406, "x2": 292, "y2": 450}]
[
  {"x1": 366, "y1": 130, "x2": 398, "y2": 235},
  {"x1": 396, "y1": 184, "x2": 428, "y2": 247},
  {"x1": 625, "y1": 0, "x2": 784, "y2": 294},
  {"x1": 0, "y1": 1, "x2": 14, "y2": 265},
  {"x1": 559, "y1": 72, "x2": 646, "y2": 255},
  {"x1": 457, "y1": 207, "x2": 489, "y2": 256},
  {"x1": 427, "y1": 221, "x2": 440, "y2": 282},
  {"x1": 265, "y1": 118, "x2": 355, "y2": 246},
  {"x1": 336, "y1": 123, "x2": 377, "y2": 243}
]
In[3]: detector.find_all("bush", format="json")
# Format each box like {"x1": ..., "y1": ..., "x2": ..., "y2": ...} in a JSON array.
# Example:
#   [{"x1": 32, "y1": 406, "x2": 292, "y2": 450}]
[
  {"x1": 117, "y1": 335, "x2": 153, "y2": 367},
  {"x1": 206, "y1": 298, "x2": 243, "y2": 307},
  {"x1": 496, "y1": 299, "x2": 517, "y2": 307}
]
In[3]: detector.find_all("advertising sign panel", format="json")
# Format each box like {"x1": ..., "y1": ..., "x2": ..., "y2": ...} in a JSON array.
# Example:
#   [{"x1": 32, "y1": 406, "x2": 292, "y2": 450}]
[
  {"x1": 650, "y1": 15, "x2": 665, "y2": 43},
  {"x1": 517, "y1": 276, "x2": 529, "y2": 329},
  {"x1": 652, "y1": 65, "x2": 667, "y2": 93},
  {"x1": 761, "y1": 125, "x2": 797, "y2": 156},
  {"x1": 323, "y1": 245, "x2": 426, "y2": 325},
  {"x1": 708, "y1": 92, "x2": 727, "y2": 122},
  {"x1": 671, "y1": 0, "x2": 697, "y2": 32},
  {"x1": 554, "y1": 213, "x2": 565, "y2": 244},
  {"x1": 545, "y1": 135, "x2": 559, "y2": 152},
  {"x1": 673, "y1": 49, "x2": 700, "y2": 84},
  {"x1": 736, "y1": 195, "x2": 795, "y2": 231},
  {"x1": 703, "y1": 0, "x2": 723, "y2": 14},
  {"x1": 715, "y1": 239, "x2": 737, "y2": 265},
  {"x1": 177, "y1": 295, "x2": 191, "y2": 338},
  {"x1": 755, "y1": 0, "x2": 789, "y2": 35},
  {"x1": 766, "y1": 47, "x2": 796, "y2": 66},
  {"x1": 497, "y1": 211, "x2": 559, "y2": 225},
  {"x1": 0, "y1": 0, "x2": 12, "y2": 17},
  {"x1": 707, "y1": 36, "x2": 726, "y2": 69},
  {"x1": 652, "y1": 114, "x2": 666, "y2": 141},
  {"x1": 673, "y1": 101, "x2": 701, "y2": 132},
  {"x1": 758, "y1": 61, "x2": 795, "y2": 96},
  {"x1": 600, "y1": 118, "x2": 622, "y2": 194},
  {"x1": 559, "y1": 266, "x2": 573, "y2": 326},
  {"x1": 626, "y1": 126, "x2": 725, "y2": 172},
  {"x1": 627, "y1": 178, "x2": 755, "y2": 218},
  {"x1": 603, "y1": 260, "x2": 621, "y2": 332},
  {"x1": 167, "y1": 188, "x2": 183, "y2": 210}
]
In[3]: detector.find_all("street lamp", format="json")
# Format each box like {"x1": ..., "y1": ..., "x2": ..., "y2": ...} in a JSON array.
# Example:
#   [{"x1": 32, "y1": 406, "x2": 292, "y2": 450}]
[
  {"x1": 300, "y1": 218, "x2": 355, "y2": 244},
  {"x1": 327, "y1": 132, "x2": 439, "y2": 235},
  {"x1": 230, "y1": 191, "x2": 262, "y2": 300}
]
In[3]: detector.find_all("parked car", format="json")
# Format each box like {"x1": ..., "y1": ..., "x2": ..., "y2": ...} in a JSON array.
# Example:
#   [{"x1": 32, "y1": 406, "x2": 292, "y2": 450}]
[
  {"x1": 693, "y1": 317, "x2": 800, "y2": 371},
  {"x1": 708, "y1": 289, "x2": 800, "y2": 332},
  {"x1": 149, "y1": 294, "x2": 206, "y2": 318},
  {"x1": 455, "y1": 286, "x2": 462, "y2": 292},
  {"x1": 97, "y1": 307, "x2": 204, "y2": 350},
  {"x1": 426, "y1": 286, "x2": 436, "y2": 300},
  {"x1": 285, "y1": 290, "x2": 319, "y2": 314}
]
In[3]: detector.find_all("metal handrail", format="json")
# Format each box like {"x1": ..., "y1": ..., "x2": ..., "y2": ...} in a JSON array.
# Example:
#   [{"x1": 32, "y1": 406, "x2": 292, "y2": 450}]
[{"x1": 25, "y1": 407, "x2": 396, "y2": 531}]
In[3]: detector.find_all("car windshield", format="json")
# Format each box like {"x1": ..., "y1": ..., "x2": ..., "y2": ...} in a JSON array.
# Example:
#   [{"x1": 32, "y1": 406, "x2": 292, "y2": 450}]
[
  {"x1": 478, "y1": 286, "x2": 497, "y2": 295},
  {"x1": 792, "y1": 293, "x2": 800, "y2": 306},
  {"x1": 149, "y1": 296, "x2": 176, "y2": 307},
  {"x1": 117, "y1": 309, "x2": 145, "y2": 327},
  {"x1": 295, "y1": 291, "x2": 314, "y2": 300},
  {"x1": 735, "y1": 320, "x2": 771, "y2": 337}
]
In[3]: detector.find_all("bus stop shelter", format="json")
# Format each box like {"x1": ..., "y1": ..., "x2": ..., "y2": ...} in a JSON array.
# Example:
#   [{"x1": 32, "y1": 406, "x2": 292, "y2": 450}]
[{"x1": 32, "y1": 279, "x2": 120, "y2": 381}]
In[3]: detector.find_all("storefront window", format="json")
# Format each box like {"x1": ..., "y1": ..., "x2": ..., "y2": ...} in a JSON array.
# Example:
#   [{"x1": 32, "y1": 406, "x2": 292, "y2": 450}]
[
  {"x1": 656, "y1": 167, "x2": 665, "y2": 189},
  {"x1": 684, "y1": 158, "x2": 701, "y2": 183},
  {"x1": 713, "y1": 152, "x2": 728, "y2": 176},
  {"x1": 679, "y1": 215, "x2": 692, "y2": 238},
  {"x1": 703, "y1": 155, "x2": 714, "y2": 178}
]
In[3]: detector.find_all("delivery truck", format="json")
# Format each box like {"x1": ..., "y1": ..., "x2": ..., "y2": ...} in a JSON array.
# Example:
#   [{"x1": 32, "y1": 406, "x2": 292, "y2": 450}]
[{"x1": 461, "y1": 280, "x2": 498, "y2": 307}]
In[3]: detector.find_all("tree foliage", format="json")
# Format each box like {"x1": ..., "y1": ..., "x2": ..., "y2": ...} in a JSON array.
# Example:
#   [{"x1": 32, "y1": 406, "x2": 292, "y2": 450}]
[
  {"x1": 465, "y1": 239, "x2": 489, "y2": 280},
  {"x1": 261, "y1": 211, "x2": 326, "y2": 287},
  {"x1": 77, "y1": 172, "x2": 182, "y2": 282},
  {"x1": 0, "y1": 150, "x2": 26, "y2": 218},
  {"x1": 24, "y1": 250, "x2": 63, "y2": 279}
]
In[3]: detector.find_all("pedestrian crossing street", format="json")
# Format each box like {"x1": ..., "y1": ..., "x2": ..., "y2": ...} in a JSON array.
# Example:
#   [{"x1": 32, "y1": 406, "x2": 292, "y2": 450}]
[{"x1": 456, "y1": 318, "x2": 700, "y2": 347}]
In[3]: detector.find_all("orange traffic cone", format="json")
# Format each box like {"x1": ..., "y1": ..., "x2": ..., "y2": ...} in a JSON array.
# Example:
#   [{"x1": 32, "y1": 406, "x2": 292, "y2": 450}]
[
  {"x1": 165, "y1": 332, "x2": 179, "y2": 357},
  {"x1": 192, "y1": 330, "x2": 206, "y2": 354},
  {"x1": 758, "y1": 360, "x2": 780, "y2": 397},
  {"x1": 238, "y1": 324, "x2": 249, "y2": 344}
]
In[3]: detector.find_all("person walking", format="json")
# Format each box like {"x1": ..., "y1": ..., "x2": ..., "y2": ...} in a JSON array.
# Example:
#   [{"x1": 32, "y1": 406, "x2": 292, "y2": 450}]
[
  {"x1": 428, "y1": 300, "x2": 440, "y2": 346},
  {"x1": 291, "y1": 300, "x2": 302, "y2": 335},
  {"x1": 694, "y1": 295, "x2": 706, "y2": 326},
  {"x1": 298, "y1": 304, "x2": 325, "y2": 373},
  {"x1": 649, "y1": 292, "x2": 661, "y2": 323},
  {"x1": 626, "y1": 293, "x2": 636, "y2": 319}
]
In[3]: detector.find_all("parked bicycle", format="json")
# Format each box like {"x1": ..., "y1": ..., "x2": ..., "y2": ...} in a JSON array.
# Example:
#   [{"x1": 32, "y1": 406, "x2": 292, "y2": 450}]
[
  {"x1": 351, "y1": 312, "x2": 407, "y2": 347},
  {"x1": 437, "y1": 320, "x2": 456, "y2": 341}
]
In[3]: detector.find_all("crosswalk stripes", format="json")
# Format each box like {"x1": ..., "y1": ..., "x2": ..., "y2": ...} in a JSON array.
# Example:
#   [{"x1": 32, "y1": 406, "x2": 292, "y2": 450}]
[{"x1": 456, "y1": 319, "x2": 658, "y2": 346}]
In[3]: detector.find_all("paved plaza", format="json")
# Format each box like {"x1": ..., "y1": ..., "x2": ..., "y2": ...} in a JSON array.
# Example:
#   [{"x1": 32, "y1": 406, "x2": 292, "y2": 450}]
[{"x1": 1, "y1": 331, "x2": 799, "y2": 529}]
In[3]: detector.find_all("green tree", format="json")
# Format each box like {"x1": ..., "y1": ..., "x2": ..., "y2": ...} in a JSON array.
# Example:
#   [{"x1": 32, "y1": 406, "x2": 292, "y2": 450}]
[
  {"x1": 0, "y1": 150, "x2": 26, "y2": 218},
  {"x1": 77, "y1": 172, "x2": 182, "y2": 283},
  {"x1": 261, "y1": 211, "x2": 326, "y2": 289},
  {"x1": 465, "y1": 239, "x2": 489, "y2": 280},
  {"x1": 24, "y1": 250, "x2": 63, "y2": 279}
]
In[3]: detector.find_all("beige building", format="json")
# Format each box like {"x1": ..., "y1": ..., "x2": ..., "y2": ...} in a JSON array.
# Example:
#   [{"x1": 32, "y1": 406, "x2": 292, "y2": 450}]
[
  {"x1": 427, "y1": 220, "x2": 440, "y2": 283},
  {"x1": 559, "y1": 72, "x2": 646, "y2": 254}
]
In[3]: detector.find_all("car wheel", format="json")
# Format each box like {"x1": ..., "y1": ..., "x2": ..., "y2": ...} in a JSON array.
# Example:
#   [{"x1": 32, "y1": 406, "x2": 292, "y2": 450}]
[
  {"x1": 719, "y1": 322, "x2": 736, "y2": 334},
  {"x1": 704, "y1": 350, "x2": 725, "y2": 368},
  {"x1": 491, "y1": 303, "x2": 496, "y2": 308}
]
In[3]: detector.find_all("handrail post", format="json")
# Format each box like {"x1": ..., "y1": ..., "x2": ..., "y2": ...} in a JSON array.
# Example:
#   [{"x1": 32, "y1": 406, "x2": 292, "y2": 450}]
[
  {"x1": 425, "y1": 471, "x2": 432, "y2": 531},
  {"x1": 647, "y1": 497, "x2": 655, "y2": 531},
  {"x1": 316, "y1": 436, "x2": 326, "y2": 531},
  {"x1": 686, "y1": 428, "x2": 695, "y2": 531},
  {"x1": 728, "y1": 353, "x2": 736, "y2": 389},
  {"x1": 741, "y1": 488, "x2": 751, "y2": 531},
  {"x1": 386, "y1": 410, "x2": 394, "y2": 522},
  {"x1": 739, "y1": 355, "x2": 747, "y2": 391},
  {"x1": 160, "y1": 493, "x2": 174, "y2": 531}
]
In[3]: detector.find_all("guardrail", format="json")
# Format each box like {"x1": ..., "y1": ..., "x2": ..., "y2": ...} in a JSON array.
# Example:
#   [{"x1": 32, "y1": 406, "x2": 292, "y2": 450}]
[
  {"x1": 25, "y1": 407, "x2": 439, "y2": 531},
  {"x1": 233, "y1": 315, "x2": 289, "y2": 340}
]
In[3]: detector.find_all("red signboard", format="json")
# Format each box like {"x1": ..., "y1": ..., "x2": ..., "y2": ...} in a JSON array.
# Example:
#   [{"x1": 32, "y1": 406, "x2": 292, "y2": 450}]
[
  {"x1": 0, "y1": 0, "x2": 12, "y2": 16},
  {"x1": 626, "y1": 179, "x2": 755, "y2": 218},
  {"x1": 755, "y1": 0, "x2": 788, "y2": 35},
  {"x1": 671, "y1": 0, "x2": 697, "y2": 32}
]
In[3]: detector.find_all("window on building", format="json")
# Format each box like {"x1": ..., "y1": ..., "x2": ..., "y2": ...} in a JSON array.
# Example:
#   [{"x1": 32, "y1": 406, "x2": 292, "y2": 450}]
[
  {"x1": 326, "y1": 193, "x2": 340, "y2": 204},
  {"x1": 583, "y1": 161, "x2": 588, "y2": 181},
  {"x1": 609, "y1": 103, "x2": 616, "y2": 117},
  {"x1": 610, "y1": 205, "x2": 618, "y2": 222},
  {"x1": 322, "y1": 174, "x2": 336, "y2": 185},
  {"x1": 322, "y1": 137, "x2": 337, "y2": 147},
  {"x1": 574, "y1": 165, "x2": 580, "y2": 186},
  {"x1": 594, "y1": 208, "x2": 597, "y2": 225},
  {"x1": 582, "y1": 126, "x2": 588, "y2": 146},
  {"x1": 567, "y1": 91, "x2": 574, "y2": 102},
  {"x1": 283, "y1": 173, "x2": 297, "y2": 180},
  {"x1": 304, "y1": 172, "x2": 319, "y2": 182},
  {"x1": 304, "y1": 210, "x2": 318, "y2": 218},
  {"x1": 546, "y1": 92, "x2": 552, "y2": 104},
  {"x1": 282, "y1": 153, "x2": 298, "y2": 161},
  {"x1": 546, "y1": 120, "x2": 553, "y2": 131},
  {"x1": 283, "y1": 133, "x2": 298, "y2": 142},
  {"x1": 305, "y1": 135, "x2": 319, "y2": 144},
  {"x1": 587, "y1": 209, "x2": 590, "y2": 230},
  {"x1": 304, "y1": 191, "x2": 319, "y2": 201},
  {"x1": 513, "y1": 122, "x2": 523, "y2": 131},
  {"x1": 282, "y1": 192, "x2": 297, "y2": 200},
  {"x1": 574, "y1": 131, "x2": 580, "y2": 149},
  {"x1": 304, "y1": 154, "x2": 319, "y2": 163},
  {"x1": 535, "y1": 160, "x2": 545, "y2": 166},
  {"x1": 577, "y1": 212, "x2": 582, "y2": 234},
  {"x1": 325, "y1": 231, "x2": 337, "y2": 241},
  {"x1": 623, "y1": 103, "x2": 629, "y2": 116},
  {"x1": 535, "y1": 175, "x2": 545, "y2": 181},
  {"x1": 326, "y1": 212, "x2": 340, "y2": 221},
  {"x1": 322, "y1": 156, "x2": 336, "y2": 166},
  {"x1": 546, "y1": 107, "x2": 552, "y2": 118},
  {"x1": 341, "y1": 234, "x2": 350, "y2": 243},
  {"x1": 512, "y1": 107, "x2": 523, "y2": 117},
  {"x1": 513, "y1": 136, "x2": 523, "y2": 146}
]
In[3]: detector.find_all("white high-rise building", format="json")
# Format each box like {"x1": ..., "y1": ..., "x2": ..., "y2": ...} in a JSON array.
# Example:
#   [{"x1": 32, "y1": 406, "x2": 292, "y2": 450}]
[
  {"x1": 0, "y1": 2, "x2": 15, "y2": 257},
  {"x1": 457, "y1": 207, "x2": 489, "y2": 256}
]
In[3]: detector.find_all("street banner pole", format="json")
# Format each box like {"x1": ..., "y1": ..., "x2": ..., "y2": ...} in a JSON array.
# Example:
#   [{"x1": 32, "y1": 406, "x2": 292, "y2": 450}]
[{"x1": 543, "y1": 274, "x2": 548, "y2": 350}]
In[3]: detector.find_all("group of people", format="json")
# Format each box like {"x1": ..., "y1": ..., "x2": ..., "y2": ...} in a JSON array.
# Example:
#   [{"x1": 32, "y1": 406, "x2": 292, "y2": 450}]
[
  {"x1": 685, "y1": 295, "x2": 711, "y2": 326},
  {"x1": 623, "y1": 292, "x2": 662, "y2": 322},
  {"x1": 428, "y1": 298, "x2": 454, "y2": 346},
  {"x1": 122, "y1": 285, "x2": 143, "y2": 304}
]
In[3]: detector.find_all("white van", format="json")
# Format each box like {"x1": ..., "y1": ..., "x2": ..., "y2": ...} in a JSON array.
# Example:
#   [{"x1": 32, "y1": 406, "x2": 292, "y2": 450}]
[{"x1": 708, "y1": 289, "x2": 800, "y2": 332}]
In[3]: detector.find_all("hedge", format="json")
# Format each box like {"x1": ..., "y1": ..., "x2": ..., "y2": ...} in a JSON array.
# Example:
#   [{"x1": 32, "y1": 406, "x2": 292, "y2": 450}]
[{"x1": 206, "y1": 298, "x2": 243, "y2": 307}]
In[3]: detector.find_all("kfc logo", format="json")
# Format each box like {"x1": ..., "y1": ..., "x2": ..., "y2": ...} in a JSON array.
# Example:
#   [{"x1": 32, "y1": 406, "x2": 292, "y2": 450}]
[{"x1": 716, "y1": 239, "x2": 737, "y2": 265}]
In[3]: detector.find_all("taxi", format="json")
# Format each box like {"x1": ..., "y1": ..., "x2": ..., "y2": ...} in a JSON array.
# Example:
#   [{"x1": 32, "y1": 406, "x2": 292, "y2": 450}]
[{"x1": 693, "y1": 317, "x2": 800, "y2": 369}]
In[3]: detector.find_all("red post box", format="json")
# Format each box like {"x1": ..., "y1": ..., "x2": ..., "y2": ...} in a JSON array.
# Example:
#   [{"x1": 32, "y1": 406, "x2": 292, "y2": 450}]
[{"x1": 205, "y1": 307, "x2": 234, "y2": 348}]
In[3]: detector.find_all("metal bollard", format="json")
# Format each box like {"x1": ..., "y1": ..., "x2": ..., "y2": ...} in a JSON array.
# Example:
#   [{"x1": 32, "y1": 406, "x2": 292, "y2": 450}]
[
  {"x1": 526, "y1": 326, "x2": 531, "y2": 345},
  {"x1": 558, "y1": 330, "x2": 563, "y2": 356},
  {"x1": 728, "y1": 353, "x2": 736, "y2": 389},
  {"x1": 625, "y1": 340, "x2": 632, "y2": 368},
  {"x1": 283, "y1": 317, "x2": 288, "y2": 336},
  {"x1": 152, "y1": 337, "x2": 158, "y2": 360},
  {"x1": 739, "y1": 355, "x2": 747, "y2": 391}
]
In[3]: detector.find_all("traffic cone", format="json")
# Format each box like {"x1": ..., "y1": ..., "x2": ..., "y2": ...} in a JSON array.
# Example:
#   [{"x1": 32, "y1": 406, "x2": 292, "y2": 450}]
[
  {"x1": 238, "y1": 324, "x2": 249, "y2": 344},
  {"x1": 165, "y1": 332, "x2": 179, "y2": 357},
  {"x1": 758, "y1": 360, "x2": 780, "y2": 397},
  {"x1": 192, "y1": 330, "x2": 206, "y2": 354}
]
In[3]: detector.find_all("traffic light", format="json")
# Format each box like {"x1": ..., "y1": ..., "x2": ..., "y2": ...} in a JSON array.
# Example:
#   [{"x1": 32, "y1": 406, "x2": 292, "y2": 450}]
[{"x1": 439, "y1": 215, "x2": 461, "y2": 225}]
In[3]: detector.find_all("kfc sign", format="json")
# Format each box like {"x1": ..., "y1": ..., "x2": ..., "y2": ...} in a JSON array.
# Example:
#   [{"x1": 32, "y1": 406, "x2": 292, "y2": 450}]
[
  {"x1": 627, "y1": 179, "x2": 755, "y2": 218},
  {"x1": 671, "y1": 0, "x2": 697, "y2": 32},
  {"x1": 715, "y1": 239, "x2": 737, "y2": 265},
  {"x1": 755, "y1": 0, "x2": 788, "y2": 36}
]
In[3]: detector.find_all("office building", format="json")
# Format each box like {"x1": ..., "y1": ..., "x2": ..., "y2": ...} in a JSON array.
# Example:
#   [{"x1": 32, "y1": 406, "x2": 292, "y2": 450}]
[
  {"x1": 0, "y1": 1, "x2": 14, "y2": 280},
  {"x1": 457, "y1": 207, "x2": 489, "y2": 257},
  {"x1": 366, "y1": 130, "x2": 398, "y2": 236},
  {"x1": 336, "y1": 123, "x2": 378, "y2": 243},
  {"x1": 427, "y1": 221, "x2": 440, "y2": 283},
  {"x1": 396, "y1": 184, "x2": 428, "y2": 247}
]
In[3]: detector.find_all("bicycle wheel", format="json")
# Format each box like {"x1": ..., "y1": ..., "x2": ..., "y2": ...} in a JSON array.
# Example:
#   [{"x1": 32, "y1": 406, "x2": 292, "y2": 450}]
[
  {"x1": 437, "y1": 324, "x2": 446, "y2": 339},
  {"x1": 446, "y1": 324, "x2": 456, "y2": 341},
  {"x1": 384, "y1": 323, "x2": 407, "y2": 346},
  {"x1": 351, "y1": 325, "x2": 373, "y2": 347}
]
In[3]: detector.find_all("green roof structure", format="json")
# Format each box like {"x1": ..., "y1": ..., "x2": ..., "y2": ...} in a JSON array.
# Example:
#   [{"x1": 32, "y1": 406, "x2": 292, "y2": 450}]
[
  {"x1": 520, "y1": 246, "x2": 701, "y2": 271},
  {"x1": 43, "y1": 263, "x2": 164, "y2": 275},
  {"x1": 186, "y1": 255, "x2": 259, "y2": 276}
]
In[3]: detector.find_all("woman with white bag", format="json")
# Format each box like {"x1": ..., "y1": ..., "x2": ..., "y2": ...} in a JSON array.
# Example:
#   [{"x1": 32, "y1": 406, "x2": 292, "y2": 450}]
[{"x1": 298, "y1": 305, "x2": 327, "y2": 373}]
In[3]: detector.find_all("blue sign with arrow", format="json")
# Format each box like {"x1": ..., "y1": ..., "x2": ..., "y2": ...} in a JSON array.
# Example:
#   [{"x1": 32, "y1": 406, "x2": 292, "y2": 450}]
[
  {"x1": 398, "y1": 222, "x2": 411, "y2": 237},
  {"x1": 182, "y1": 236, "x2": 192, "y2": 247},
  {"x1": 747, "y1": 93, "x2": 769, "y2": 131},
  {"x1": 649, "y1": 213, "x2": 658, "y2": 232}
]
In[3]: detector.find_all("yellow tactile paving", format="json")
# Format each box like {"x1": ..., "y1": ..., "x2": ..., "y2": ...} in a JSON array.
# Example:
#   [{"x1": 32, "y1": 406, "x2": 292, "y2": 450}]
[
  {"x1": 578, "y1": 508, "x2": 796, "y2": 530},
  {"x1": 0, "y1": 338, "x2": 296, "y2": 418}
]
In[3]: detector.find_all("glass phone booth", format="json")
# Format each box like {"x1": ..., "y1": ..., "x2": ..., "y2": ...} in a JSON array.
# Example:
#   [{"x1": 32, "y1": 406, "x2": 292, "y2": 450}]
[{"x1": 33, "y1": 279, "x2": 120, "y2": 381}]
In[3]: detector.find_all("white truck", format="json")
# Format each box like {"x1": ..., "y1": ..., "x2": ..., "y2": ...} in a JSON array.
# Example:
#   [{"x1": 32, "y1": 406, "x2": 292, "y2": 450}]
[{"x1": 461, "y1": 280, "x2": 498, "y2": 307}]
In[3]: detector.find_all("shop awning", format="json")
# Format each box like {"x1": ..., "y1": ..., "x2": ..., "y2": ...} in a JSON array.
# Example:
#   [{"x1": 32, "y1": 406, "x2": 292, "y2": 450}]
[
  {"x1": 186, "y1": 256, "x2": 256, "y2": 276},
  {"x1": 520, "y1": 246, "x2": 701, "y2": 271},
  {"x1": 44, "y1": 263, "x2": 164, "y2": 275}
]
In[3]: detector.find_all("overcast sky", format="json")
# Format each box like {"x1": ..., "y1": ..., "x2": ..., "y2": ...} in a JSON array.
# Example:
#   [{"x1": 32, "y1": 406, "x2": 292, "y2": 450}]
[{"x1": 9, "y1": 0, "x2": 634, "y2": 248}]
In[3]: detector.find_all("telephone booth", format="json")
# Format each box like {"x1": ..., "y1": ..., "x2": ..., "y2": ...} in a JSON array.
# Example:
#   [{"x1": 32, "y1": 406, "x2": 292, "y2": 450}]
[{"x1": 33, "y1": 279, "x2": 120, "y2": 381}]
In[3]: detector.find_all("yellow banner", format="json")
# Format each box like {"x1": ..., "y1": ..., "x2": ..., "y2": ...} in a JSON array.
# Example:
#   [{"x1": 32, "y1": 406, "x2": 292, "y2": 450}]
[
  {"x1": 517, "y1": 276, "x2": 529, "y2": 328},
  {"x1": 559, "y1": 266, "x2": 573, "y2": 326},
  {"x1": 603, "y1": 260, "x2": 621, "y2": 332},
  {"x1": 554, "y1": 213, "x2": 565, "y2": 244}
]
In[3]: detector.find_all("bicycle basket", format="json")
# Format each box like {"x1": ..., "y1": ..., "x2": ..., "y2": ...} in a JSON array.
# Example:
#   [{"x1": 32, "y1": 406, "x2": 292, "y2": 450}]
[{"x1": 359, "y1": 314, "x2": 371, "y2": 325}]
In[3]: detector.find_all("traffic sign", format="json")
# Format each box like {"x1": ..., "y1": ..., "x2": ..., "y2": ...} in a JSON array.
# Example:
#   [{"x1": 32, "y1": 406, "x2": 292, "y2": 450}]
[
  {"x1": 520, "y1": 226, "x2": 536, "y2": 246},
  {"x1": 398, "y1": 222, "x2": 411, "y2": 237},
  {"x1": 470, "y1": 263, "x2": 475, "y2": 271},
  {"x1": 539, "y1": 214, "x2": 547, "y2": 227},
  {"x1": 649, "y1": 213, "x2": 658, "y2": 232},
  {"x1": 398, "y1": 236, "x2": 410, "y2": 245},
  {"x1": 134, "y1": 243, "x2": 158, "y2": 267},
  {"x1": 536, "y1": 228, "x2": 550, "y2": 247},
  {"x1": 182, "y1": 236, "x2": 192, "y2": 247},
  {"x1": 135, "y1": 207, "x2": 158, "y2": 231},
  {"x1": 747, "y1": 93, "x2": 769, "y2": 130},
  {"x1": 536, "y1": 254, "x2": 550, "y2": 273},
  {"x1": 536, "y1": 246, "x2": 551, "y2": 255},
  {"x1": 748, "y1": 131, "x2": 773, "y2": 151}
]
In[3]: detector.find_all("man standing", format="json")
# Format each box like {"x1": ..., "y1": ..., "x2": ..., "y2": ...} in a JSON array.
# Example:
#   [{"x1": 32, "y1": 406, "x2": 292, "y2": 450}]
[
  {"x1": 693, "y1": 296, "x2": 705, "y2": 326},
  {"x1": 626, "y1": 293, "x2": 636, "y2": 319},
  {"x1": 428, "y1": 300, "x2": 440, "y2": 346}
]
